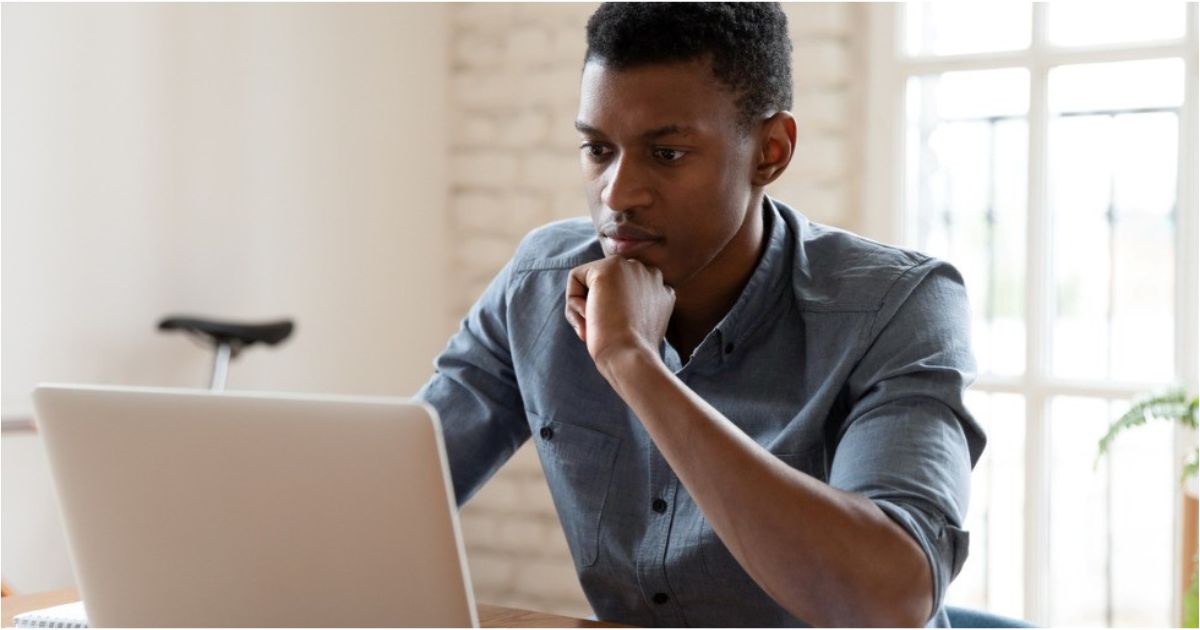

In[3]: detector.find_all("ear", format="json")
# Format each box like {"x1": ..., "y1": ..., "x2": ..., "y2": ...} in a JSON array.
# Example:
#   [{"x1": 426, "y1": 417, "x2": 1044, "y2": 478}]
[{"x1": 751, "y1": 111, "x2": 797, "y2": 187}]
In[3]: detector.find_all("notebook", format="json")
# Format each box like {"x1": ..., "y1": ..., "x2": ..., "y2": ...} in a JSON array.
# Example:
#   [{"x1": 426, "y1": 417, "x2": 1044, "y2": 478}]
[
  {"x1": 12, "y1": 601, "x2": 88, "y2": 628},
  {"x1": 32, "y1": 384, "x2": 478, "y2": 627}
]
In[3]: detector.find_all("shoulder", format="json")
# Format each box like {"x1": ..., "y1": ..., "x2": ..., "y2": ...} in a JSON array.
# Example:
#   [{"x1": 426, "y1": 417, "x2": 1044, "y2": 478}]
[
  {"x1": 774, "y1": 201, "x2": 961, "y2": 312},
  {"x1": 509, "y1": 217, "x2": 603, "y2": 275}
]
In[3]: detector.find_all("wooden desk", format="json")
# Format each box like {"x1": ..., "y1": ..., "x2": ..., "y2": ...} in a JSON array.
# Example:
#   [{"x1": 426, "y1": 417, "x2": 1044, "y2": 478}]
[{"x1": 2, "y1": 590, "x2": 625, "y2": 628}]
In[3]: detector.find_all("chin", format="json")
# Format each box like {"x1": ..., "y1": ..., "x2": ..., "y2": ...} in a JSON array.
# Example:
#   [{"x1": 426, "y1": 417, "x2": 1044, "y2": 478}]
[{"x1": 635, "y1": 250, "x2": 670, "y2": 273}]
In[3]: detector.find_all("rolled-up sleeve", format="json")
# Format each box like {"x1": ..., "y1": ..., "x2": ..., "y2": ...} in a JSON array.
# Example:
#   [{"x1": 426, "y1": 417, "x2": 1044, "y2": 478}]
[
  {"x1": 415, "y1": 260, "x2": 531, "y2": 507},
  {"x1": 830, "y1": 258, "x2": 987, "y2": 621}
]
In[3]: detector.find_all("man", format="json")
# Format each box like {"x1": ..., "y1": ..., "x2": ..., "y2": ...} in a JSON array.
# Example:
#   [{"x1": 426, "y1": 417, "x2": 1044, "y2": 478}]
[{"x1": 417, "y1": 3, "x2": 985, "y2": 627}]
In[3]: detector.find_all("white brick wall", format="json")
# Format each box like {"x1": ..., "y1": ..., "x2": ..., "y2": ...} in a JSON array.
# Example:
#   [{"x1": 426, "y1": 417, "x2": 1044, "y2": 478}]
[{"x1": 447, "y1": 3, "x2": 864, "y2": 617}]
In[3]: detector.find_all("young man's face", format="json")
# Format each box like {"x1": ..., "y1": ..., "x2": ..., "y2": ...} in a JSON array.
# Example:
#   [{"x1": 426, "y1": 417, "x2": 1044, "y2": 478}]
[{"x1": 575, "y1": 59, "x2": 761, "y2": 289}]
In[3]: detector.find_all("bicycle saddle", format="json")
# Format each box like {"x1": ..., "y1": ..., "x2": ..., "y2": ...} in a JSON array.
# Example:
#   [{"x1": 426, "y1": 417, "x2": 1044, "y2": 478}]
[{"x1": 158, "y1": 316, "x2": 294, "y2": 348}]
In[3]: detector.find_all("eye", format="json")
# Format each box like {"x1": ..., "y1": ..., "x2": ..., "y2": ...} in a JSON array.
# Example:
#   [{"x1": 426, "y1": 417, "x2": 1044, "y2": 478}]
[
  {"x1": 580, "y1": 143, "x2": 613, "y2": 160},
  {"x1": 653, "y1": 147, "x2": 687, "y2": 162}
]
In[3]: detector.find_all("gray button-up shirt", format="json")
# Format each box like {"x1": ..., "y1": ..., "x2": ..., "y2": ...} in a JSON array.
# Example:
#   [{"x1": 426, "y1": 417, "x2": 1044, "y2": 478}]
[{"x1": 416, "y1": 197, "x2": 986, "y2": 627}]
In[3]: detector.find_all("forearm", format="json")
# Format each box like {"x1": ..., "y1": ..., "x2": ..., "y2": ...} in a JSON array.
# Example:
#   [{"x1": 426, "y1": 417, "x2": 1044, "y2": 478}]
[{"x1": 598, "y1": 345, "x2": 933, "y2": 627}]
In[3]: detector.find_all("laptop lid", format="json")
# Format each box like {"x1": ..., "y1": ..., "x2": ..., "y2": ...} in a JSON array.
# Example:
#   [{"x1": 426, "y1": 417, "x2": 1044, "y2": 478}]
[{"x1": 32, "y1": 384, "x2": 478, "y2": 628}]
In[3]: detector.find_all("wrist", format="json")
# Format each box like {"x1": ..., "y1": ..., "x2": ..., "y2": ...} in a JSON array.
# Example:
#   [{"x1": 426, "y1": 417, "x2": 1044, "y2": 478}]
[{"x1": 594, "y1": 339, "x2": 663, "y2": 389}]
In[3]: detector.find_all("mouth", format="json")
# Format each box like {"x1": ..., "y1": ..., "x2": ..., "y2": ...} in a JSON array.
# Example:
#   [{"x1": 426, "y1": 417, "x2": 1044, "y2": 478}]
[
  {"x1": 603, "y1": 236, "x2": 661, "y2": 256},
  {"x1": 600, "y1": 225, "x2": 663, "y2": 257}
]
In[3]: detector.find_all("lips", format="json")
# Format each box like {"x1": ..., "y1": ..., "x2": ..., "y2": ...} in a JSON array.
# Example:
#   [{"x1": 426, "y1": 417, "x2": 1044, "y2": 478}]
[{"x1": 601, "y1": 224, "x2": 663, "y2": 256}]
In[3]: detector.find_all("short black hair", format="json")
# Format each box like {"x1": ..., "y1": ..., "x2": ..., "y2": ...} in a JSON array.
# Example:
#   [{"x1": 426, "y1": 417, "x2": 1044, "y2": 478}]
[{"x1": 585, "y1": 2, "x2": 793, "y2": 130}]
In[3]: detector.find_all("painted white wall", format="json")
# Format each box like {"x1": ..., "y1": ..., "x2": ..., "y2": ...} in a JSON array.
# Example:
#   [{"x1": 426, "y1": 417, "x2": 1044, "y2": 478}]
[{"x1": 1, "y1": 3, "x2": 451, "y2": 591}]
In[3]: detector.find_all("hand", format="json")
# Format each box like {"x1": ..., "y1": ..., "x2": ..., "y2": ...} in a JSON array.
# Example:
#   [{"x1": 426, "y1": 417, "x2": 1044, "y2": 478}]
[{"x1": 565, "y1": 256, "x2": 675, "y2": 373}]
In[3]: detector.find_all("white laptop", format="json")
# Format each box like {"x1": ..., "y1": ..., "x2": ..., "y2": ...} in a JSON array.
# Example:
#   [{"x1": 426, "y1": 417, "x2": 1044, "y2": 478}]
[{"x1": 31, "y1": 383, "x2": 478, "y2": 628}]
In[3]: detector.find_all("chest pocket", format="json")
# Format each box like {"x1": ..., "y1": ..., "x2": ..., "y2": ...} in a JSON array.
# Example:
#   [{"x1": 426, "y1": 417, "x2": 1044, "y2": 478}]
[{"x1": 531, "y1": 415, "x2": 621, "y2": 568}]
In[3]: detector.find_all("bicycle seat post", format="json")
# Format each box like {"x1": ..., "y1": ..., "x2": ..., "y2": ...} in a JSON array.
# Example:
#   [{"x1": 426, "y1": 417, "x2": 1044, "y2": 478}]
[{"x1": 210, "y1": 342, "x2": 233, "y2": 391}]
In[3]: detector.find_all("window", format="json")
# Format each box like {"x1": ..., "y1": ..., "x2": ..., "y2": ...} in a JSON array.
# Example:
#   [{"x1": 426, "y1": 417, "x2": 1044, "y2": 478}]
[{"x1": 864, "y1": 4, "x2": 1198, "y2": 626}]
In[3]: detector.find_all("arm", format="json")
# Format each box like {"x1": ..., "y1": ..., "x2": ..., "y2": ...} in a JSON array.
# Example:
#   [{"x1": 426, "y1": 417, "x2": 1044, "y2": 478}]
[
  {"x1": 417, "y1": 259, "x2": 530, "y2": 506},
  {"x1": 601, "y1": 347, "x2": 933, "y2": 627},
  {"x1": 565, "y1": 257, "x2": 979, "y2": 627}
]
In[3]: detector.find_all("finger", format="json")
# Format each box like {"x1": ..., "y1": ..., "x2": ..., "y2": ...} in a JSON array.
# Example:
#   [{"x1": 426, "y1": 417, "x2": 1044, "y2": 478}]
[
  {"x1": 564, "y1": 296, "x2": 588, "y2": 339},
  {"x1": 566, "y1": 264, "x2": 591, "y2": 303},
  {"x1": 564, "y1": 265, "x2": 594, "y2": 340},
  {"x1": 566, "y1": 295, "x2": 588, "y2": 320},
  {"x1": 564, "y1": 299, "x2": 576, "y2": 326},
  {"x1": 568, "y1": 309, "x2": 587, "y2": 342},
  {"x1": 564, "y1": 305, "x2": 586, "y2": 340}
]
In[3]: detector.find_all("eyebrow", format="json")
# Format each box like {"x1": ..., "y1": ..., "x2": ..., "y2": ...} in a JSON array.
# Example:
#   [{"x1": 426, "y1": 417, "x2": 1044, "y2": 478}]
[{"x1": 574, "y1": 121, "x2": 697, "y2": 141}]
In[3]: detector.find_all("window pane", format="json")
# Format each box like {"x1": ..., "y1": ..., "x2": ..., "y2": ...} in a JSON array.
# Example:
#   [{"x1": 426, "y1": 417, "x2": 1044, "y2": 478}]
[
  {"x1": 1048, "y1": 396, "x2": 1113, "y2": 626},
  {"x1": 1110, "y1": 114, "x2": 1177, "y2": 383},
  {"x1": 1050, "y1": 59, "x2": 1185, "y2": 114},
  {"x1": 1047, "y1": 2, "x2": 1186, "y2": 47},
  {"x1": 947, "y1": 392, "x2": 1026, "y2": 617},
  {"x1": 1048, "y1": 396, "x2": 1174, "y2": 626},
  {"x1": 916, "y1": 69, "x2": 1031, "y2": 120},
  {"x1": 1050, "y1": 115, "x2": 1116, "y2": 381},
  {"x1": 1049, "y1": 62, "x2": 1180, "y2": 382},
  {"x1": 907, "y1": 69, "x2": 1029, "y2": 377},
  {"x1": 905, "y1": 3, "x2": 1032, "y2": 56},
  {"x1": 1108, "y1": 408, "x2": 1174, "y2": 626}
]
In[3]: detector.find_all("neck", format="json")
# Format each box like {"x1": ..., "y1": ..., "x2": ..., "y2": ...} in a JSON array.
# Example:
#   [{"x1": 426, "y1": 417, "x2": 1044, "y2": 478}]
[{"x1": 667, "y1": 194, "x2": 767, "y2": 358}]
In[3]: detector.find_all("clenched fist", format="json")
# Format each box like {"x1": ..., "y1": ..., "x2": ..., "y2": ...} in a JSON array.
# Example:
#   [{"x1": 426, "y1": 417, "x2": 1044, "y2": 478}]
[{"x1": 564, "y1": 256, "x2": 675, "y2": 372}]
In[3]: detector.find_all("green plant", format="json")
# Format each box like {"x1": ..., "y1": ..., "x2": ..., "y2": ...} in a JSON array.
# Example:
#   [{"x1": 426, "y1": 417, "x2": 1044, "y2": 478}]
[
  {"x1": 1096, "y1": 388, "x2": 1197, "y2": 483},
  {"x1": 1097, "y1": 388, "x2": 1198, "y2": 628}
]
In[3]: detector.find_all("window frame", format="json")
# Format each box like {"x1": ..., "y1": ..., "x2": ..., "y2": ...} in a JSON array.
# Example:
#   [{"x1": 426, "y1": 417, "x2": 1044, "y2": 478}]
[{"x1": 861, "y1": 4, "x2": 1199, "y2": 625}]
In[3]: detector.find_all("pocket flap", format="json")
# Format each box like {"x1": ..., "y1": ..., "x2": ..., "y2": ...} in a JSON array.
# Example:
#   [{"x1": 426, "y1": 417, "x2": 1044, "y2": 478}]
[{"x1": 531, "y1": 415, "x2": 621, "y2": 568}]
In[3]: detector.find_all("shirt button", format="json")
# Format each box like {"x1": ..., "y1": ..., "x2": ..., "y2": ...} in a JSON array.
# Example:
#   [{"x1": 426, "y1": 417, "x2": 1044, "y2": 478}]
[
  {"x1": 724, "y1": 342, "x2": 735, "y2": 354},
  {"x1": 651, "y1": 498, "x2": 667, "y2": 513},
  {"x1": 539, "y1": 426, "x2": 553, "y2": 440},
  {"x1": 652, "y1": 592, "x2": 670, "y2": 605}
]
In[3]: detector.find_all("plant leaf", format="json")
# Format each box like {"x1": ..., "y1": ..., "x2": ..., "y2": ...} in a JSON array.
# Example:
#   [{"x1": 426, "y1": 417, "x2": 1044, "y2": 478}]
[
  {"x1": 1184, "y1": 449, "x2": 1199, "y2": 485},
  {"x1": 1096, "y1": 389, "x2": 1198, "y2": 469}
]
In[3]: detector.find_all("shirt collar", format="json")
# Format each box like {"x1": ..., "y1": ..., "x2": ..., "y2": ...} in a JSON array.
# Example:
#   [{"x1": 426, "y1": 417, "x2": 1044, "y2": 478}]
[{"x1": 708, "y1": 195, "x2": 793, "y2": 365}]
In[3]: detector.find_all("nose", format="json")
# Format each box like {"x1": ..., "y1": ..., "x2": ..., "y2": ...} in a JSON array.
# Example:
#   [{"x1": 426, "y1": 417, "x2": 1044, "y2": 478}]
[{"x1": 600, "y1": 155, "x2": 653, "y2": 213}]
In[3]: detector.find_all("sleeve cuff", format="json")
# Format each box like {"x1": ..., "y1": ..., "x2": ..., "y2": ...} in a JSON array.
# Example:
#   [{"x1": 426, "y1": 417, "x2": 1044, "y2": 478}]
[{"x1": 872, "y1": 498, "x2": 970, "y2": 624}]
